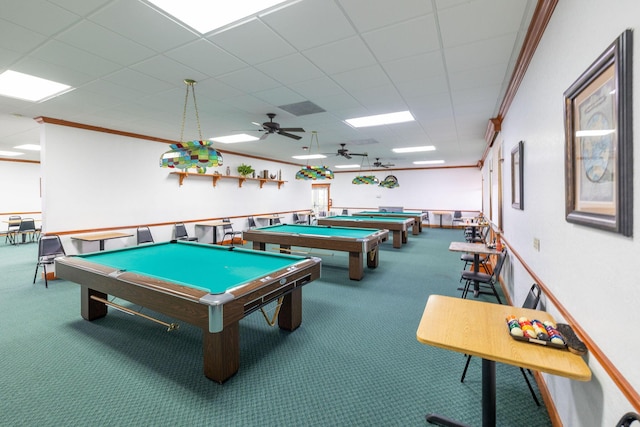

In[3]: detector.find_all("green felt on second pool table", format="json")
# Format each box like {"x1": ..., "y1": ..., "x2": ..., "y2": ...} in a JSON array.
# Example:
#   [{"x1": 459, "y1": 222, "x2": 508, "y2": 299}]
[
  {"x1": 72, "y1": 241, "x2": 306, "y2": 294},
  {"x1": 255, "y1": 223, "x2": 381, "y2": 237}
]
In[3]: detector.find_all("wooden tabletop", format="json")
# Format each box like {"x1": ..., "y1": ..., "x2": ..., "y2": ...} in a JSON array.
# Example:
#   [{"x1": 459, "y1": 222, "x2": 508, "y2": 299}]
[
  {"x1": 70, "y1": 231, "x2": 133, "y2": 242},
  {"x1": 195, "y1": 220, "x2": 230, "y2": 227},
  {"x1": 449, "y1": 241, "x2": 501, "y2": 256},
  {"x1": 416, "y1": 295, "x2": 591, "y2": 381}
]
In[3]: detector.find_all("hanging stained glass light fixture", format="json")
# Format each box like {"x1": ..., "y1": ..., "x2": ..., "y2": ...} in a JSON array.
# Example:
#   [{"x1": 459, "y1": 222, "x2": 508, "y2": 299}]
[
  {"x1": 295, "y1": 131, "x2": 334, "y2": 180},
  {"x1": 352, "y1": 155, "x2": 379, "y2": 185},
  {"x1": 379, "y1": 175, "x2": 399, "y2": 188},
  {"x1": 160, "y1": 79, "x2": 223, "y2": 174}
]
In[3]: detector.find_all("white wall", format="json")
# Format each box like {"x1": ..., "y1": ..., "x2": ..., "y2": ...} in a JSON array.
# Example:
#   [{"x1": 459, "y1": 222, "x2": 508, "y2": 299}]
[
  {"x1": 489, "y1": 0, "x2": 640, "y2": 424},
  {"x1": 0, "y1": 160, "x2": 41, "y2": 217},
  {"x1": 39, "y1": 123, "x2": 314, "y2": 253},
  {"x1": 330, "y1": 167, "x2": 482, "y2": 217}
]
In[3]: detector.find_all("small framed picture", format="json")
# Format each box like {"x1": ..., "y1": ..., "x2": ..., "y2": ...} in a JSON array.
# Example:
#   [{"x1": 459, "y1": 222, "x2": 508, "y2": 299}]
[
  {"x1": 563, "y1": 29, "x2": 633, "y2": 236},
  {"x1": 511, "y1": 141, "x2": 524, "y2": 210}
]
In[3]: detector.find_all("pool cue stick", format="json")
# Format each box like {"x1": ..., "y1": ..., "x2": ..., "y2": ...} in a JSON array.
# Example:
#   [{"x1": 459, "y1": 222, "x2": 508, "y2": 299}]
[
  {"x1": 259, "y1": 296, "x2": 284, "y2": 326},
  {"x1": 90, "y1": 295, "x2": 179, "y2": 331}
]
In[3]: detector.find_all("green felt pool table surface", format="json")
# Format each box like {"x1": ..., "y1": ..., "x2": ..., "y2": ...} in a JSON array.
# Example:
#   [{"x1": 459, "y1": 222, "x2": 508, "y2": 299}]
[
  {"x1": 70, "y1": 240, "x2": 307, "y2": 294},
  {"x1": 253, "y1": 223, "x2": 381, "y2": 238}
]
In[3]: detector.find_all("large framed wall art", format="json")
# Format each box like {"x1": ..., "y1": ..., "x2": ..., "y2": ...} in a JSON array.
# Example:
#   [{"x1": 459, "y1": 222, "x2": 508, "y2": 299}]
[{"x1": 563, "y1": 29, "x2": 633, "y2": 236}]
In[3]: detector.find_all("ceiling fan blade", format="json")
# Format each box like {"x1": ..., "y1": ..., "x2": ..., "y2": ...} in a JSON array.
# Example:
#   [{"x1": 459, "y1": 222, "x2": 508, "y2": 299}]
[
  {"x1": 279, "y1": 127, "x2": 305, "y2": 133},
  {"x1": 259, "y1": 132, "x2": 269, "y2": 140},
  {"x1": 278, "y1": 131, "x2": 303, "y2": 140},
  {"x1": 350, "y1": 153, "x2": 368, "y2": 156}
]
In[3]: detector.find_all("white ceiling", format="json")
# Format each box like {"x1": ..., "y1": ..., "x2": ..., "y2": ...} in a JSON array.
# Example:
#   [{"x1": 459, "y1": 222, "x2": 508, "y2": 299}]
[{"x1": 0, "y1": 0, "x2": 536, "y2": 169}]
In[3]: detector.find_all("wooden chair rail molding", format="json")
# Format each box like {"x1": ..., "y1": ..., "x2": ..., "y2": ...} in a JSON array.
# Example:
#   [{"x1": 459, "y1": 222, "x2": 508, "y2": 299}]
[{"x1": 500, "y1": 233, "x2": 640, "y2": 413}]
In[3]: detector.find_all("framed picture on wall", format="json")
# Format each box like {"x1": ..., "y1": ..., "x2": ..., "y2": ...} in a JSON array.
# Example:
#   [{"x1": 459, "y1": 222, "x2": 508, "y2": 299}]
[
  {"x1": 511, "y1": 141, "x2": 523, "y2": 210},
  {"x1": 563, "y1": 29, "x2": 633, "y2": 237}
]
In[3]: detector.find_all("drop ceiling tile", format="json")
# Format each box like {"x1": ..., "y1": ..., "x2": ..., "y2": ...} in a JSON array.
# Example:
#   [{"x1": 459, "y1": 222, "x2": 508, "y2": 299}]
[
  {"x1": 12, "y1": 55, "x2": 95, "y2": 87},
  {"x1": 448, "y1": 63, "x2": 509, "y2": 92},
  {"x1": 165, "y1": 40, "x2": 247, "y2": 78},
  {"x1": 253, "y1": 86, "x2": 305, "y2": 106},
  {"x1": 55, "y1": 21, "x2": 155, "y2": 66},
  {"x1": 445, "y1": 33, "x2": 517, "y2": 72},
  {"x1": 256, "y1": 54, "x2": 325, "y2": 85},
  {"x1": 289, "y1": 77, "x2": 348, "y2": 100},
  {"x1": 0, "y1": 19, "x2": 48, "y2": 53},
  {"x1": 29, "y1": 39, "x2": 121, "y2": 77},
  {"x1": 0, "y1": 0, "x2": 80, "y2": 36},
  {"x1": 90, "y1": 0, "x2": 198, "y2": 52},
  {"x1": 190, "y1": 79, "x2": 244, "y2": 102},
  {"x1": 339, "y1": 0, "x2": 432, "y2": 32},
  {"x1": 102, "y1": 68, "x2": 174, "y2": 94},
  {"x1": 383, "y1": 51, "x2": 445, "y2": 83},
  {"x1": 438, "y1": 0, "x2": 528, "y2": 48},
  {"x1": 332, "y1": 65, "x2": 391, "y2": 92},
  {"x1": 304, "y1": 36, "x2": 377, "y2": 75},
  {"x1": 130, "y1": 55, "x2": 209, "y2": 85},
  {"x1": 217, "y1": 68, "x2": 281, "y2": 93},
  {"x1": 261, "y1": 0, "x2": 356, "y2": 51},
  {"x1": 47, "y1": 0, "x2": 112, "y2": 16},
  {"x1": 362, "y1": 15, "x2": 439, "y2": 63},
  {"x1": 208, "y1": 18, "x2": 296, "y2": 65}
]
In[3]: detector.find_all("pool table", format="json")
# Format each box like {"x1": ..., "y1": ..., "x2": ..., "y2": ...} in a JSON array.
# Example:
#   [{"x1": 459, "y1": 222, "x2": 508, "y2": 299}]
[
  {"x1": 243, "y1": 224, "x2": 389, "y2": 281},
  {"x1": 55, "y1": 240, "x2": 321, "y2": 383},
  {"x1": 317, "y1": 215, "x2": 414, "y2": 249},
  {"x1": 356, "y1": 211, "x2": 428, "y2": 234}
]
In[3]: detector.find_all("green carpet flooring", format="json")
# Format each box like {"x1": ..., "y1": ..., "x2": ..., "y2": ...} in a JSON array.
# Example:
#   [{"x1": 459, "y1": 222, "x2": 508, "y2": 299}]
[{"x1": 0, "y1": 228, "x2": 551, "y2": 426}]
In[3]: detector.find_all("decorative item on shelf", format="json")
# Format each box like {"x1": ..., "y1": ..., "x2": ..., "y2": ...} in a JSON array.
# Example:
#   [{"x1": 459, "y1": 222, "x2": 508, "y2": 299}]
[
  {"x1": 226, "y1": 166, "x2": 231, "y2": 175},
  {"x1": 237, "y1": 163, "x2": 254, "y2": 177},
  {"x1": 262, "y1": 169, "x2": 269, "y2": 179},
  {"x1": 159, "y1": 79, "x2": 223, "y2": 174},
  {"x1": 379, "y1": 175, "x2": 399, "y2": 188},
  {"x1": 295, "y1": 131, "x2": 334, "y2": 180},
  {"x1": 351, "y1": 154, "x2": 378, "y2": 185},
  {"x1": 270, "y1": 174, "x2": 277, "y2": 180}
]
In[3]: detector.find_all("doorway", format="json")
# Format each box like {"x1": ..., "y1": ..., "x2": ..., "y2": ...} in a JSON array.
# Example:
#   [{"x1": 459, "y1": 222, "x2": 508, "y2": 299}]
[{"x1": 311, "y1": 184, "x2": 331, "y2": 216}]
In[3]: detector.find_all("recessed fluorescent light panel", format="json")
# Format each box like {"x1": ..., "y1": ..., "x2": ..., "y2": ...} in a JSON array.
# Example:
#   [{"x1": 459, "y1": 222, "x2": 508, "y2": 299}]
[
  {"x1": 14, "y1": 144, "x2": 41, "y2": 151},
  {"x1": 292, "y1": 154, "x2": 327, "y2": 160},
  {"x1": 0, "y1": 150, "x2": 23, "y2": 156},
  {"x1": 345, "y1": 111, "x2": 414, "y2": 128},
  {"x1": 334, "y1": 164, "x2": 360, "y2": 169},
  {"x1": 147, "y1": 0, "x2": 289, "y2": 34},
  {"x1": 393, "y1": 145, "x2": 435, "y2": 153},
  {"x1": 575, "y1": 129, "x2": 615, "y2": 137},
  {"x1": 413, "y1": 160, "x2": 445, "y2": 165},
  {"x1": 0, "y1": 70, "x2": 72, "y2": 102},
  {"x1": 211, "y1": 134, "x2": 260, "y2": 144}
]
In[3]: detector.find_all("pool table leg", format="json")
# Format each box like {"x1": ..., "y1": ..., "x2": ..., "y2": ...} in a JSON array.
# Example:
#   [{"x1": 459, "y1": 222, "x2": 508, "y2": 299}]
[
  {"x1": 277, "y1": 287, "x2": 302, "y2": 331},
  {"x1": 81, "y1": 286, "x2": 107, "y2": 320},
  {"x1": 348, "y1": 252, "x2": 364, "y2": 281},
  {"x1": 391, "y1": 231, "x2": 402, "y2": 248},
  {"x1": 202, "y1": 322, "x2": 240, "y2": 384},
  {"x1": 402, "y1": 230, "x2": 408, "y2": 244}
]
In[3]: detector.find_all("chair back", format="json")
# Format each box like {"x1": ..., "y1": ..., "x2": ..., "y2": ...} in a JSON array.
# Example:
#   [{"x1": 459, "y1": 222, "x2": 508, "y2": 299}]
[
  {"x1": 453, "y1": 210, "x2": 462, "y2": 219},
  {"x1": 292, "y1": 213, "x2": 300, "y2": 222},
  {"x1": 39, "y1": 235, "x2": 65, "y2": 258},
  {"x1": 616, "y1": 412, "x2": 640, "y2": 427},
  {"x1": 341, "y1": 209, "x2": 348, "y2": 215},
  {"x1": 222, "y1": 218, "x2": 234, "y2": 232},
  {"x1": 19, "y1": 218, "x2": 36, "y2": 232},
  {"x1": 174, "y1": 223, "x2": 188, "y2": 239},
  {"x1": 137, "y1": 227, "x2": 154, "y2": 244},
  {"x1": 7, "y1": 215, "x2": 21, "y2": 230},
  {"x1": 491, "y1": 250, "x2": 507, "y2": 282},
  {"x1": 522, "y1": 283, "x2": 541, "y2": 310},
  {"x1": 272, "y1": 217, "x2": 281, "y2": 225},
  {"x1": 247, "y1": 217, "x2": 256, "y2": 229}
]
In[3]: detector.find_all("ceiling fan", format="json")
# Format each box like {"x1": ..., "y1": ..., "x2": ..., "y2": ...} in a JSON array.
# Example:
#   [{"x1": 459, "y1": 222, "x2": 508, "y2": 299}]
[
  {"x1": 327, "y1": 143, "x2": 368, "y2": 159},
  {"x1": 373, "y1": 158, "x2": 395, "y2": 168},
  {"x1": 251, "y1": 113, "x2": 305, "y2": 140}
]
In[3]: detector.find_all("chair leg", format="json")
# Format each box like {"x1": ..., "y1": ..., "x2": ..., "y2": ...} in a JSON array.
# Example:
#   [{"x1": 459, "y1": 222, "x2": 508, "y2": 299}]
[
  {"x1": 43, "y1": 265, "x2": 48, "y2": 288},
  {"x1": 520, "y1": 368, "x2": 541, "y2": 406},
  {"x1": 33, "y1": 263, "x2": 39, "y2": 284},
  {"x1": 460, "y1": 355, "x2": 472, "y2": 382},
  {"x1": 490, "y1": 283, "x2": 502, "y2": 304}
]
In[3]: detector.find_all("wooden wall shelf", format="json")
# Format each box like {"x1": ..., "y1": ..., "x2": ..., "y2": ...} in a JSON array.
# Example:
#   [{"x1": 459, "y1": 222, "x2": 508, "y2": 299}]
[{"x1": 170, "y1": 171, "x2": 285, "y2": 189}]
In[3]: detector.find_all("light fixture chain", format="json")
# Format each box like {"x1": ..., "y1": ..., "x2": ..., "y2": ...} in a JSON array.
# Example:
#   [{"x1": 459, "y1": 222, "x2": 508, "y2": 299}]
[{"x1": 191, "y1": 83, "x2": 203, "y2": 141}]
